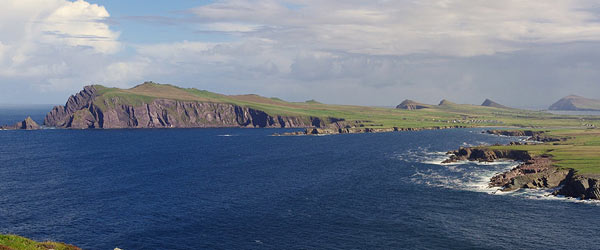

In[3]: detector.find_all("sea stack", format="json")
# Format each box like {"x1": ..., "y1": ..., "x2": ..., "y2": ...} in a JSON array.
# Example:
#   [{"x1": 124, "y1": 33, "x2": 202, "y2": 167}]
[{"x1": 0, "y1": 116, "x2": 40, "y2": 130}]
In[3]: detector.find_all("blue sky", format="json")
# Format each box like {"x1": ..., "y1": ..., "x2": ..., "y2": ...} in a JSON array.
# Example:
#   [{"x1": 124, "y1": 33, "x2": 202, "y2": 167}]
[
  {"x1": 2, "y1": 0, "x2": 600, "y2": 108},
  {"x1": 87, "y1": 0, "x2": 226, "y2": 44}
]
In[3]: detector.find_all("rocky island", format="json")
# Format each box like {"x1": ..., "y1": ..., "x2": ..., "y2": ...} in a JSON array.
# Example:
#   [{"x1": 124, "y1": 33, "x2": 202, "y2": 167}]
[{"x1": 0, "y1": 116, "x2": 40, "y2": 130}]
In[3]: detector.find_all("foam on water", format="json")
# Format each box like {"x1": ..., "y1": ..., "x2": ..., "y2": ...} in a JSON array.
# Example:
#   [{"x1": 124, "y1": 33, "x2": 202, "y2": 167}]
[{"x1": 404, "y1": 149, "x2": 600, "y2": 204}]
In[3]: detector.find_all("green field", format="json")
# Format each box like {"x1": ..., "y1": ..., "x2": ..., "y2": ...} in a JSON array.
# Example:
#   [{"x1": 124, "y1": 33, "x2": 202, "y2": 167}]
[
  {"x1": 0, "y1": 234, "x2": 79, "y2": 250},
  {"x1": 488, "y1": 129, "x2": 600, "y2": 175}
]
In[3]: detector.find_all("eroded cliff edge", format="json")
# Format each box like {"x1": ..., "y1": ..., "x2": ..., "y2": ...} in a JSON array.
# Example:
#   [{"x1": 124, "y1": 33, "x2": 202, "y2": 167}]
[
  {"x1": 44, "y1": 85, "x2": 325, "y2": 129},
  {"x1": 444, "y1": 130, "x2": 600, "y2": 200}
]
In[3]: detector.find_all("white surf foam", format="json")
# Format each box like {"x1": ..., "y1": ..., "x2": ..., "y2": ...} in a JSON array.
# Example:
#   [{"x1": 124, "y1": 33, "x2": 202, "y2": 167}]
[{"x1": 408, "y1": 151, "x2": 600, "y2": 205}]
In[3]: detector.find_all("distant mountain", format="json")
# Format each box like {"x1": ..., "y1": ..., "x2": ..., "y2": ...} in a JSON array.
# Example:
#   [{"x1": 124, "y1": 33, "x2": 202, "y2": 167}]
[
  {"x1": 396, "y1": 99, "x2": 430, "y2": 110},
  {"x1": 549, "y1": 95, "x2": 600, "y2": 111},
  {"x1": 438, "y1": 99, "x2": 456, "y2": 106},
  {"x1": 481, "y1": 99, "x2": 509, "y2": 109}
]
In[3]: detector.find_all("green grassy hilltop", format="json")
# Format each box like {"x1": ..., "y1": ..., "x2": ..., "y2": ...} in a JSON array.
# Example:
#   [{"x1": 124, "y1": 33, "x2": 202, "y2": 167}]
[{"x1": 92, "y1": 82, "x2": 600, "y2": 129}]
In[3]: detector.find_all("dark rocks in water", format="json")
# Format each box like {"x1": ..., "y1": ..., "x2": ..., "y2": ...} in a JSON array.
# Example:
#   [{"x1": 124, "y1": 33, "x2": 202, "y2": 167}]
[
  {"x1": 555, "y1": 174, "x2": 600, "y2": 200},
  {"x1": 396, "y1": 99, "x2": 430, "y2": 110},
  {"x1": 444, "y1": 139, "x2": 600, "y2": 200},
  {"x1": 549, "y1": 95, "x2": 600, "y2": 111},
  {"x1": 481, "y1": 99, "x2": 509, "y2": 109},
  {"x1": 443, "y1": 147, "x2": 532, "y2": 163},
  {"x1": 1, "y1": 116, "x2": 40, "y2": 130},
  {"x1": 279, "y1": 125, "x2": 469, "y2": 136},
  {"x1": 486, "y1": 129, "x2": 568, "y2": 142},
  {"x1": 488, "y1": 157, "x2": 569, "y2": 191},
  {"x1": 486, "y1": 129, "x2": 540, "y2": 137}
]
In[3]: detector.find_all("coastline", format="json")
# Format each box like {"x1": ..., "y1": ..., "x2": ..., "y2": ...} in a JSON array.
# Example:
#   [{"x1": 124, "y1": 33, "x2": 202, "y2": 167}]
[{"x1": 444, "y1": 130, "x2": 600, "y2": 200}]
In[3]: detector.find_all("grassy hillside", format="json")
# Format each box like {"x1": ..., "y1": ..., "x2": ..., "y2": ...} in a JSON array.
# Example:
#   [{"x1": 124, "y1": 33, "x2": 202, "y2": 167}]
[
  {"x1": 487, "y1": 129, "x2": 600, "y2": 175},
  {"x1": 91, "y1": 82, "x2": 600, "y2": 129},
  {"x1": 549, "y1": 95, "x2": 600, "y2": 111},
  {"x1": 0, "y1": 235, "x2": 79, "y2": 250}
]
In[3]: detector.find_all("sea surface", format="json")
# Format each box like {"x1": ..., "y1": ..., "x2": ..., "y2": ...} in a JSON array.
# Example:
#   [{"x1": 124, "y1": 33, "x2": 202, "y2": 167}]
[{"x1": 1, "y1": 108, "x2": 599, "y2": 250}]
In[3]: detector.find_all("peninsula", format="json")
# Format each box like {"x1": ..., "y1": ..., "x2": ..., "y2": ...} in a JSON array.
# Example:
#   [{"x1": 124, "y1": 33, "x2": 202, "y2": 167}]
[{"x1": 44, "y1": 82, "x2": 599, "y2": 133}]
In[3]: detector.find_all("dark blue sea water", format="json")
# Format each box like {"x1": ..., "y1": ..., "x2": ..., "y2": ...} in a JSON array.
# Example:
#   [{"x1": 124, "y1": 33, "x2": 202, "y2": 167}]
[{"x1": 1, "y1": 108, "x2": 599, "y2": 250}]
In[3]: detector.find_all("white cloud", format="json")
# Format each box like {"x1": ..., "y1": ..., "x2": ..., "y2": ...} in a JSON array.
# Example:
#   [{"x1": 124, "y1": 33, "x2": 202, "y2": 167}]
[
  {"x1": 40, "y1": 0, "x2": 120, "y2": 53},
  {"x1": 191, "y1": 0, "x2": 600, "y2": 56},
  {"x1": 3, "y1": 0, "x2": 600, "y2": 107},
  {"x1": 0, "y1": 0, "x2": 120, "y2": 100}
]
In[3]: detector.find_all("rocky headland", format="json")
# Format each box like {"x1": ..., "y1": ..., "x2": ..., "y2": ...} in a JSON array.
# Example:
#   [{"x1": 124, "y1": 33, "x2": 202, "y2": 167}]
[
  {"x1": 0, "y1": 117, "x2": 40, "y2": 130},
  {"x1": 444, "y1": 130, "x2": 600, "y2": 200},
  {"x1": 44, "y1": 85, "x2": 327, "y2": 129}
]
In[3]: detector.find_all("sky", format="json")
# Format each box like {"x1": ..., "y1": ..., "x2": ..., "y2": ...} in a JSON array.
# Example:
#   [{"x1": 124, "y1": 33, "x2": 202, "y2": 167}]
[{"x1": 2, "y1": 0, "x2": 600, "y2": 108}]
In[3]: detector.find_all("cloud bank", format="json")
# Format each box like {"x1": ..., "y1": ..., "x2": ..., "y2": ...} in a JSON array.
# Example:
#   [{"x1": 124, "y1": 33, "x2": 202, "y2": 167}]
[{"x1": 2, "y1": 0, "x2": 600, "y2": 107}]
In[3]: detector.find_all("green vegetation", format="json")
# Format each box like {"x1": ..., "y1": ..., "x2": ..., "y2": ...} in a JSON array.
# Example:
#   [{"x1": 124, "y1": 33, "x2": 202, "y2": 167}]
[
  {"x1": 90, "y1": 82, "x2": 600, "y2": 129},
  {"x1": 0, "y1": 234, "x2": 79, "y2": 250},
  {"x1": 549, "y1": 95, "x2": 600, "y2": 111},
  {"x1": 488, "y1": 129, "x2": 600, "y2": 175}
]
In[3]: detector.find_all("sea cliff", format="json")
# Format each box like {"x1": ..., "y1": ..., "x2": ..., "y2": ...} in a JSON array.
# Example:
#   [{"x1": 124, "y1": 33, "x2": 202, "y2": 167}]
[{"x1": 44, "y1": 85, "x2": 323, "y2": 129}]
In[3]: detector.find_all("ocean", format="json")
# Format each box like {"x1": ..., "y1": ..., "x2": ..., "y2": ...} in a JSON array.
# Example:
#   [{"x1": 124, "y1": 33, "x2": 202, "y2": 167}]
[{"x1": 0, "y1": 107, "x2": 599, "y2": 249}]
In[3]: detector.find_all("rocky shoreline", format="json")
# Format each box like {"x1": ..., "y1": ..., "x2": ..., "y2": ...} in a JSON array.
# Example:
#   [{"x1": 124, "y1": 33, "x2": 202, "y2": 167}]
[
  {"x1": 444, "y1": 131, "x2": 600, "y2": 200},
  {"x1": 276, "y1": 125, "x2": 470, "y2": 136}
]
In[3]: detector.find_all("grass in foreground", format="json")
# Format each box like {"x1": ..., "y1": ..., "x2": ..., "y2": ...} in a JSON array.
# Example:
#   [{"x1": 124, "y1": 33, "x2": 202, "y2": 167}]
[{"x1": 0, "y1": 235, "x2": 79, "y2": 250}]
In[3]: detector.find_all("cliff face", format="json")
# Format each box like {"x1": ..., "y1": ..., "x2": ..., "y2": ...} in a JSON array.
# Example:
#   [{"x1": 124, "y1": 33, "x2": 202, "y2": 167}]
[
  {"x1": 44, "y1": 86, "x2": 322, "y2": 129},
  {"x1": 44, "y1": 85, "x2": 98, "y2": 127}
]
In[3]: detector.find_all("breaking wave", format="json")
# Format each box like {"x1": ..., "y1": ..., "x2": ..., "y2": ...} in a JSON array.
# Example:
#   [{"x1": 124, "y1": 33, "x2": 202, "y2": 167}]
[{"x1": 398, "y1": 148, "x2": 600, "y2": 205}]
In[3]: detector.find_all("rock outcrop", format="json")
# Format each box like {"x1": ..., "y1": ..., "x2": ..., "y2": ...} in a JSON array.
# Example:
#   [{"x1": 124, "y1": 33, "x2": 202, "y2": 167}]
[
  {"x1": 445, "y1": 132, "x2": 600, "y2": 200},
  {"x1": 443, "y1": 147, "x2": 532, "y2": 163},
  {"x1": 279, "y1": 125, "x2": 469, "y2": 136},
  {"x1": 486, "y1": 129, "x2": 569, "y2": 142},
  {"x1": 44, "y1": 85, "x2": 324, "y2": 129},
  {"x1": 0, "y1": 117, "x2": 40, "y2": 130},
  {"x1": 488, "y1": 157, "x2": 569, "y2": 191},
  {"x1": 396, "y1": 99, "x2": 430, "y2": 110}
]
